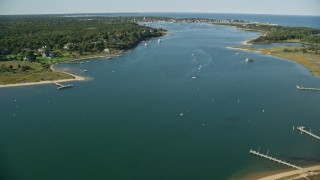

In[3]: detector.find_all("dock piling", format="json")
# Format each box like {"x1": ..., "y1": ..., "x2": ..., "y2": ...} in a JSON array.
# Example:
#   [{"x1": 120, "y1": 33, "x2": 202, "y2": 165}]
[
  {"x1": 297, "y1": 126, "x2": 320, "y2": 141},
  {"x1": 249, "y1": 149, "x2": 303, "y2": 170},
  {"x1": 296, "y1": 85, "x2": 320, "y2": 91},
  {"x1": 53, "y1": 82, "x2": 73, "y2": 90}
]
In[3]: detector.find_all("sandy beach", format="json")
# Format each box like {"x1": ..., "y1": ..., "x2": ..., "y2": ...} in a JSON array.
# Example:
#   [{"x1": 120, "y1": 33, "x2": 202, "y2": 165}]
[
  {"x1": 240, "y1": 164, "x2": 320, "y2": 180},
  {"x1": 242, "y1": 40, "x2": 252, "y2": 45},
  {"x1": 0, "y1": 65, "x2": 86, "y2": 88},
  {"x1": 258, "y1": 164, "x2": 320, "y2": 180},
  {"x1": 0, "y1": 49, "x2": 124, "y2": 88},
  {"x1": 226, "y1": 46, "x2": 261, "y2": 53}
]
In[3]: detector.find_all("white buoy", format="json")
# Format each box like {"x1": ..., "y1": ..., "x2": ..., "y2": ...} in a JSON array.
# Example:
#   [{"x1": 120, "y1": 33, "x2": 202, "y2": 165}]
[{"x1": 262, "y1": 109, "x2": 265, "y2": 113}]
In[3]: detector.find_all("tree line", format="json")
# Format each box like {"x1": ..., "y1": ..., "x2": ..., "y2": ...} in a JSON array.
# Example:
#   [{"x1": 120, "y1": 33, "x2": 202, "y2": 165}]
[
  {"x1": 236, "y1": 24, "x2": 320, "y2": 44},
  {"x1": 0, "y1": 15, "x2": 165, "y2": 60}
]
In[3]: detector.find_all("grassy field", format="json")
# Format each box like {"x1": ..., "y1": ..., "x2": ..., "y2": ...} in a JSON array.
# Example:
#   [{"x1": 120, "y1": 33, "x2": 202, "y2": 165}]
[
  {"x1": 0, "y1": 50, "x2": 122, "y2": 85},
  {"x1": 230, "y1": 46, "x2": 320, "y2": 77},
  {"x1": 0, "y1": 61, "x2": 73, "y2": 85}
]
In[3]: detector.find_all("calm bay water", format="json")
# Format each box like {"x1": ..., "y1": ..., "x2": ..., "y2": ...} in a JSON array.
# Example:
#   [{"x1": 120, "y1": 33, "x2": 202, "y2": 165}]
[{"x1": 1, "y1": 14, "x2": 320, "y2": 180}]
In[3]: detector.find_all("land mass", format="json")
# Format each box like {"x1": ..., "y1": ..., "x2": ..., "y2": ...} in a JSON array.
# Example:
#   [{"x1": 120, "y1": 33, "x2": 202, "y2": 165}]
[
  {"x1": 223, "y1": 20, "x2": 320, "y2": 76},
  {"x1": 249, "y1": 164, "x2": 320, "y2": 180},
  {"x1": 1, "y1": 15, "x2": 319, "y2": 85},
  {"x1": 0, "y1": 15, "x2": 166, "y2": 85},
  {"x1": 229, "y1": 45, "x2": 320, "y2": 76}
]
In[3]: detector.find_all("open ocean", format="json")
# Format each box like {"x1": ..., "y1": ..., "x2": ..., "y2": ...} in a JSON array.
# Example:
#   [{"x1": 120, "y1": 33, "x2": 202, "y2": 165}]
[{"x1": 0, "y1": 13, "x2": 319, "y2": 180}]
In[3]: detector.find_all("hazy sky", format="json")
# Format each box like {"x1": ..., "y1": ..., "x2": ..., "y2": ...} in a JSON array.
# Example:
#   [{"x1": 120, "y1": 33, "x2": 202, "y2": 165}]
[{"x1": 0, "y1": 0, "x2": 319, "y2": 16}]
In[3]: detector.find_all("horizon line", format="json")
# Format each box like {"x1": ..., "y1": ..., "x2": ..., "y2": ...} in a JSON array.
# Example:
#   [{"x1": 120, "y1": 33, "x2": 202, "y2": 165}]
[{"x1": 0, "y1": 12, "x2": 319, "y2": 17}]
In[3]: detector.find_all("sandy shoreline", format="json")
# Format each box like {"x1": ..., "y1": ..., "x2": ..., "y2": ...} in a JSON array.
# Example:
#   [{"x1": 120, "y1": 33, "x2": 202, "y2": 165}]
[
  {"x1": 235, "y1": 164, "x2": 320, "y2": 180},
  {"x1": 242, "y1": 40, "x2": 252, "y2": 45},
  {"x1": 0, "y1": 64, "x2": 86, "y2": 88},
  {"x1": 0, "y1": 53, "x2": 122, "y2": 88},
  {"x1": 227, "y1": 41, "x2": 320, "y2": 77},
  {"x1": 256, "y1": 164, "x2": 320, "y2": 180},
  {"x1": 226, "y1": 46, "x2": 261, "y2": 53}
]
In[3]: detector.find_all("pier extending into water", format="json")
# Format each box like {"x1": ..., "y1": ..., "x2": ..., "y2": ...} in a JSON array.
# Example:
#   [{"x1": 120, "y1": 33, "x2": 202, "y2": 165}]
[
  {"x1": 53, "y1": 82, "x2": 73, "y2": 90},
  {"x1": 297, "y1": 126, "x2": 320, "y2": 141},
  {"x1": 249, "y1": 149, "x2": 303, "y2": 170},
  {"x1": 296, "y1": 85, "x2": 320, "y2": 91}
]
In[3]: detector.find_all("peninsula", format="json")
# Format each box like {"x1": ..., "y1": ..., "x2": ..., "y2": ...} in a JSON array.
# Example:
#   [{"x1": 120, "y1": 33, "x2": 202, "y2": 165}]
[
  {"x1": 0, "y1": 15, "x2": 166, "y2": 86},
  {"x1": 226, "y1": 23, "x2": 320, "y2": 76}
]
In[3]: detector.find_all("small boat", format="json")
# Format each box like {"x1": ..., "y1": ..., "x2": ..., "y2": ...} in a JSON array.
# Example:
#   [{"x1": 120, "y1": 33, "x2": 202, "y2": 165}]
[
  {"x1": 144, "y1": 43, "x2": 149, "y2": 46},
  {"x1": 83, "y1": 70, "x2": 88, "y2": 72},
  {"x1": 86, "y1": 60, "x2": 90, "y2": 63},
  {"x1": 157, "y1": 39, "x2": 161, "y2": 43},
  {"x1": 80, "y1": 62, "x2": 84, "y2": 64},
  {"x1": 191, "y1": 76, "x2": 198, "y2": 79},
  {"x1": 179, "y1": 113, "x2": 184, "y2": 117},
  {"x1": 245, "y1": 58, "x2": 254, "y2": 63}
]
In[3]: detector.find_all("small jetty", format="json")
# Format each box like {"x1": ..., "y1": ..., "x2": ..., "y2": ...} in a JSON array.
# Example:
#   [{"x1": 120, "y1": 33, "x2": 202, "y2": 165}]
[
  {"x1": 249, "y1": 149, "x2": 303, "y2": 170},
  {"x1": 297, "y1": 126, "x2": 320, "y2": 141},
  {"x1": 53, "y1": 82, "x2": 73, "y2": 90},
  {"x1": 296, "y1": 85, "x2": 320, "y2": 91}
]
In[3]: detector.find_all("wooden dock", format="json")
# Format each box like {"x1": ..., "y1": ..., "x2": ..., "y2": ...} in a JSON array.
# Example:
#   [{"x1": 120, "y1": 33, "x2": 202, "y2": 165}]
[
  {"x1": 297, "y1": 126, "x2": 320, "y2": 141},
  {"x1": 249, "y1": 149, "x2": 303, "y2": 170},
  {"x1": 296, "y1": 85, "x2": 320, "y2": 91},
  {"x1": 53, "y1": 82, "x2": 73, "y2": 90}
]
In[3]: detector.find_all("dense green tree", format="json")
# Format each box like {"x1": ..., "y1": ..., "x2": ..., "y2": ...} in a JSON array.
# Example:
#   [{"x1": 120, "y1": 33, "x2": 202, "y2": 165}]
[{"x1": 0, "y1": 15, "x2": 165, "y2": 58}]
